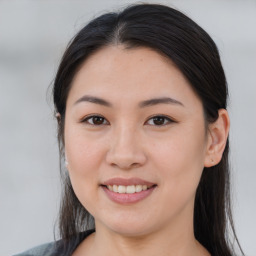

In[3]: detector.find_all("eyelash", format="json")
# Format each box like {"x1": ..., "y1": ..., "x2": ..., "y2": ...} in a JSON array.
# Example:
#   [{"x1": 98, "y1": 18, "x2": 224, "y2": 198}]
[{"x1": 81, "y1": 114, "x2": 175, "y2": 127}]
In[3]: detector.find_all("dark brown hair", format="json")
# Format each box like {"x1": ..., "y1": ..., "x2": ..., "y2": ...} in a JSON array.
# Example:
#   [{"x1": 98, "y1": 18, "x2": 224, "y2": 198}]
[{"x1": 53, "y1": 3, "x2": 243, "y2": 256}]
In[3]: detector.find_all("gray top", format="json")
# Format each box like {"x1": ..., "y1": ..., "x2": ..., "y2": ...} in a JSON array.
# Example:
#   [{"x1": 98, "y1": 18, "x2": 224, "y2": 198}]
[
  {"x1": 13, "y1": 241, "x2": 57, "y2": 256},
  {"x1": 13, "y1": 230, "x2": 95, "y2": 256}
]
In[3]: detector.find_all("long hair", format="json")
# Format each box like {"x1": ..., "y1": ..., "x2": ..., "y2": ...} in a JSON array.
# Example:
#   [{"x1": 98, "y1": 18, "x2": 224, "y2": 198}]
[{"x1": 53, "y1": 3, "x2": 243, "y2": 255}]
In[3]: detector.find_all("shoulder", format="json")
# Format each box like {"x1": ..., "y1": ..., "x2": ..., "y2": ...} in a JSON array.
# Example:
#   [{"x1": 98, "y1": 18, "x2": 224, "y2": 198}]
[
  {"x1": 13, "y1": 229, "x2": 95, "y2": 256},
  {"x1": 13, "y1": 241, "x2": 57, "y2": 256}
]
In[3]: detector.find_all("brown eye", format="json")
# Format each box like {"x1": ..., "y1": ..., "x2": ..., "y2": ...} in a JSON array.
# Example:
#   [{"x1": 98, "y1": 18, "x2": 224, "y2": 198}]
[
  {"x1": 147, "y1": 115, "x2": 174, "y2": 126},
  {"x1": 82, "y1": 115, "x2": 108, "y2": 125}
]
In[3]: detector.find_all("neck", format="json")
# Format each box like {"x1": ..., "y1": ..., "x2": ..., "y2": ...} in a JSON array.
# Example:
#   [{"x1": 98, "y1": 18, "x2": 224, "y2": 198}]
[
  {"x1": 83, "y1": 214, "x2": 209, "y2": 256},
  {"x1": 93, "y1": 228, "x2": 197, "y2": 256}
]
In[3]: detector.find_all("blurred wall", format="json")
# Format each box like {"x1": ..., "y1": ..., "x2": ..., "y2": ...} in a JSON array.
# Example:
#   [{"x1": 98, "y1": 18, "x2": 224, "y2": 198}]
[{"x1": 0, "y1": 0, "x2": 255, "y2": 255}]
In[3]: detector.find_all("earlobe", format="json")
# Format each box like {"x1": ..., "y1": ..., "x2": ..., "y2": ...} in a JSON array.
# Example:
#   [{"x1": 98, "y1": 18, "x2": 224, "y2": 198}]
[
  {"x1": 65, "y1": 159, "x2": 69, "y2": 168},
  {"x1": 204, "y1": 109, "x2": 230, "y2": 167},
  {"x1": 65, "y1": 152, "x2": 69, "y2": 168}
]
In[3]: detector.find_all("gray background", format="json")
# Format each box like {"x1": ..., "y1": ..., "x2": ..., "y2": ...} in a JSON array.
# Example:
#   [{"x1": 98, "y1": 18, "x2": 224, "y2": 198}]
[{"x1": 0, "y1": 0, "x2": 255, "y2": 255}]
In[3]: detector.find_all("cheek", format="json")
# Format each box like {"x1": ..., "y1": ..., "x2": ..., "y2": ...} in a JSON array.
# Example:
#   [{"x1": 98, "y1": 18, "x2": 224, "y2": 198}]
[
  {"x1": 64, "y1": 132, "x2": 107, "y2": 218},
  {"x1": 64, "y1": 126, "x2": 105, "y2": 196},
  {"x1": 151, "y1": 126, "x2": 206, "y2": 200},
  {"x1": 67, "y1": 138, "x2": 102, "y2": 171}
]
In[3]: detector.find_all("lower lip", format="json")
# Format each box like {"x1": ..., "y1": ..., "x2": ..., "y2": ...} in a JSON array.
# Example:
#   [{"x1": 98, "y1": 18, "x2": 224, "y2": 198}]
[{"x1": 101, "y1": 186, "x2": 156, "y2": 204}]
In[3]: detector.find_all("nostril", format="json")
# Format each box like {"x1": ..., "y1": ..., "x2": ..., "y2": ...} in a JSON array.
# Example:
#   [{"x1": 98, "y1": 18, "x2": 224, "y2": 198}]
[
  {"x1": 105, "y1": 145, "x2": 147, "y2": 169},
  {"x1": 109, "y1": 161, "x2": 141, "y2": 170}
]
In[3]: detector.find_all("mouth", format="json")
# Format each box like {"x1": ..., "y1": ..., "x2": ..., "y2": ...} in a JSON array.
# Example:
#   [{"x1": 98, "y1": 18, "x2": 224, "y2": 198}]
[
  {"x1": 101, "y1": 177, "x2": 157, "y2": 204},
  {"x1": 102, "y1": 184, "x2": 156, "y2": 194}
]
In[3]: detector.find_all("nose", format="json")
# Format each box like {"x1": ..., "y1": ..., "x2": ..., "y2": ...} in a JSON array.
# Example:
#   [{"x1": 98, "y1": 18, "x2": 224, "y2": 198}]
[{"x1": 105, "y1": 126, "x2": 147, "y2": 170}]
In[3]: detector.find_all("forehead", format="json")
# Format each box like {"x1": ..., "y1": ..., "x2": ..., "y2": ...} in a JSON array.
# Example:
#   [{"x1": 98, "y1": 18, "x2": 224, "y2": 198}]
[{"x1": 67, "y1": 45, "x2": 202, "y2": 110}]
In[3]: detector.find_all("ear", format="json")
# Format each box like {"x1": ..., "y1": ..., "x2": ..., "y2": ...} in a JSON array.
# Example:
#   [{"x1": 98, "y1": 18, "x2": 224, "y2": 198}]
[
  {"x1": 204, "y1": 109, "x2": 230, "y2": 167},
  {"x1": 65, "y1": 152, "x2": 69, "y2": 168}
]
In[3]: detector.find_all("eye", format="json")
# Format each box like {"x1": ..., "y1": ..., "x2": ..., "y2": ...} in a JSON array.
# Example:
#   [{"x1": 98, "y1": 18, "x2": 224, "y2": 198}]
[
  {"x1": 81, "y1": 115, "x2": 109, "y2": 126},
  {"x1": 146, "y1": 115, "x2": 174, "y2": 126}
]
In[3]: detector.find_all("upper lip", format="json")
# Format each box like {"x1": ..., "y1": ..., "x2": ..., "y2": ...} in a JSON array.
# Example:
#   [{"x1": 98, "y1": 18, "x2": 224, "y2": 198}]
[{"x1": 102, "y1": 177, "x2": 156, "y2": 187}]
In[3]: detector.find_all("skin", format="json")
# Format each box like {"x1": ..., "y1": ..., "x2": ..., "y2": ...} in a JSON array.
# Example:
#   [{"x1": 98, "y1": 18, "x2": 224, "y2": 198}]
[{"x1": 63, "y1": 45, "x2": 229, "y2": 256}]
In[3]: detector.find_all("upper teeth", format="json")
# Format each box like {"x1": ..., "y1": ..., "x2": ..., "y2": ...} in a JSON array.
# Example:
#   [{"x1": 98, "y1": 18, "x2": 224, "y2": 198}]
[{"x1": 107, "y1": 185, "x2": 149, "y2": 194}]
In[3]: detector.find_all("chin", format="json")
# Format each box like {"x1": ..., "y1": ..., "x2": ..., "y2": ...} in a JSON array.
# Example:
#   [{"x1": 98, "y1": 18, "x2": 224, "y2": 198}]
[
  {"x1": 111, "y1": 225, "x2": 152, "y2": 237},
  {"x1": 99, "y1": 214, "x2": 157, "y2": 237}
]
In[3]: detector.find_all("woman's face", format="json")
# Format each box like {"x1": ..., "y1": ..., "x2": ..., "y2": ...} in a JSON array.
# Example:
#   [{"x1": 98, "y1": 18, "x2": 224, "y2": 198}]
[{"x1": 64, "y1": 45, "x2": 211, "y2": 236}]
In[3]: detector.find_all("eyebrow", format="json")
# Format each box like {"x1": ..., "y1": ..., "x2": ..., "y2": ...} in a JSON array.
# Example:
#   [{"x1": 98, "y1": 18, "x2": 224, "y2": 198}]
[
  {"x1": 139, "y1": 97, "x2": 184, "y2": 108},
  {"x1": 74, "y1": 95, "x2": 184, "y2": 108},
  {"x1": 74, "y1": 95, "x2": 112, "y2": 107}
]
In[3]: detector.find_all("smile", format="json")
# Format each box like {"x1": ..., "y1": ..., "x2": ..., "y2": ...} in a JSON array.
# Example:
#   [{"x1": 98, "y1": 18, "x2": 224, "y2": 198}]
[
  {"x1": 106, "y1": 184, "x2": 154, "y2": 194},
  {"x1": 101, "y1": 178, "x2": 157, "y2": 204}
]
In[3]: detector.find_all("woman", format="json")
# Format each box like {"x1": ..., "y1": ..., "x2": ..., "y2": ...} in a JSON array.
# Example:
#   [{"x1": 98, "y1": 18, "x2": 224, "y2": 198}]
[{"x1": 15, "y1": 3, "x2": 244, "y2": 256}]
